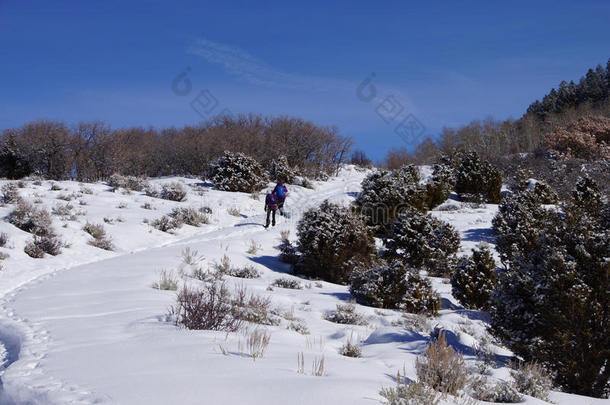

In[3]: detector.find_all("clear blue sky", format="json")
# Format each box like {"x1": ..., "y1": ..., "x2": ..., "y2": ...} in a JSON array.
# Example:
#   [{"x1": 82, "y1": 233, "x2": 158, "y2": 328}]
[{"x1": 1, "y1": 0, "x2": 609, "y2": 159}]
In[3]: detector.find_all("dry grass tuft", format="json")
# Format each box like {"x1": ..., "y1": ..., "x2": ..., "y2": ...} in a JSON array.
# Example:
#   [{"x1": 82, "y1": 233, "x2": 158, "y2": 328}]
[{"x1": 415, "y1": 331, "x2": 468, "y2": 396}]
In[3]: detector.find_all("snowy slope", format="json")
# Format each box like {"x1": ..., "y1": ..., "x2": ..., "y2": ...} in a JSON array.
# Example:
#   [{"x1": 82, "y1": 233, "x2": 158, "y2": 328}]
[{"x1": 0, "y1": 168, "x2": 605, "y2": 405}]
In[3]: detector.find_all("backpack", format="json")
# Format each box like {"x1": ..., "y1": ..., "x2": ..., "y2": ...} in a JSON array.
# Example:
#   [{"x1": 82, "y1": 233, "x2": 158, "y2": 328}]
[
  {"x1": 275, "y1": 184, "x2": 287, "y2": 199},
  {"x1": 266, "y1": 193, "x2": 279, "y2": 210}
]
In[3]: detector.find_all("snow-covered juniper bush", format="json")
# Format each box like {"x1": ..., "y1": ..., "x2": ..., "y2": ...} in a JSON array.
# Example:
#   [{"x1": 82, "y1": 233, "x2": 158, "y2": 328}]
[
  {"x1": 490, "y1": 176, "x2": 609, "y2": 398},
  {"x1": 350, "y1": 261, "x2": 440, "y2": 315},
  {"x1": 294, "y1": 200, "x2": 376, "y2": 284},
  {"x1": 424, "y1": 163, "x2": 455, "y2": 209},
  {"x1": 209, "y1": 151, "x2": 269, "y2": 193},
  {"x1": 401, "y1": 271, "x2": 441, "y2": 315},
  {"x1": 268, "y1": 155, "x2": 298, "y2": 184},
  {"x1": 349, "y1": 261, "x2": 409, "y2": 309},
  {"x1": 450, "y1": 244, "x2": 497, "y2": 310},
  {"x1": 383, "y1": 209, "x2": 460, "y2": 277},
  {"x1": 354, "y1": 165, "x2": 426, "y2": 234},
  {"x1": 512, "y1": 168, "x2": 558, "y2": 204},
  {"x1": 455, "y1": 151, "x2": 502, "y2": 204}
]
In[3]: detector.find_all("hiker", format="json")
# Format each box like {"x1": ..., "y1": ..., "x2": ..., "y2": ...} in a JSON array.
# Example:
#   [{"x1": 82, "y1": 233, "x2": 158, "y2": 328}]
[
  {"x1": 273, "y1": 183, "x2": 288, "y2": 216},
  {"x1": 264, "y1": 191, "x2": 279, "y2": 228}
]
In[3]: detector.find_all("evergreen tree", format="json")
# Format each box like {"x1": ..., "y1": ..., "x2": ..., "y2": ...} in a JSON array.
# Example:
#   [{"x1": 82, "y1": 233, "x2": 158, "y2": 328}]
[
  {"x1": 424, "y1": 163, "x2": 455, "y2": 209},
  {"x1": 209, "y1": 151, "x2": 269, "y2": 193},
  {"x1": 492, "y1": 189, "x2": 552, "y2": 265},
  {"x1": 295, "y1": 200, "x2": 376, "y2": 284},
  {"x1": 455, "y1": 152, "x2": 502, "y2": 203},
  {"x1": 490, "y1": 177, "x2": 609, "y2": 397},
  {"x1": 269, "y1": 155, "x2": 298, "y2": 184},
  {"x1": 349, "y1": 260, "x2": 408, "y2": 309},
  {"x1": 0, "y1": 136, "x2": 32, "y2": 179},
  {"x1": 384, "y1": 209, "x2": 460, "y2": 277},
  {"x1": 401, "y1": 270, "x2": 441, "y2": 315},
  {"x1": 354, "y1": 165, "x2": 426, "y2": 234},
  {"x1": 450, "y1": 245, "x2": 497, "y2": 310}
]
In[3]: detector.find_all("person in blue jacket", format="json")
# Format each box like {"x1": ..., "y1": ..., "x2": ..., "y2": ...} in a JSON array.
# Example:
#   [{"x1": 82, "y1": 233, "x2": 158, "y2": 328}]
[{"x1": 273, "y1": 183, "x2": 288, "y2": 216}]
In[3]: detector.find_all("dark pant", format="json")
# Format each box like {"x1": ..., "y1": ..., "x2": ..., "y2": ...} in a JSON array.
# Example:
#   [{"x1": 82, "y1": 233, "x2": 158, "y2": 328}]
[
  {"x1": 278, "y1": 197, "x2": 285, "y2": 215},
  {"x1": 265, "y1": 208, "x2": 276, "y2": 227}
]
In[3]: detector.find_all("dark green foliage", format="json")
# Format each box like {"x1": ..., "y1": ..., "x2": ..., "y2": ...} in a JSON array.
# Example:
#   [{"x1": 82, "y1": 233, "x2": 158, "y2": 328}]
[
  {"x1": 384, "y1": 209, "x2": 460, "y2": 277},
  {"x1": 295, "y1": 200, "x2": 376, "y2": 284},
  {"x1": 278, "y1": 238, "x2": 299, "y2": 265},
  {"x1": 402, "y1": 271, "x2": 441, "y2": 315},
  {"x1": 209, "y1": 151, "x2": 269, "y2": 193},
  {"x1": 269, "y1": 155, "x2": 297, "y2": 184},
  {"x1": 512, "y1": 169, "x2": 558, "y2": 204},
  {"x1": 450, "y1": 245, "x2": 497, "y2": 310},
  {"x1": 572, "y1": 174, "x2": 602, "y2": 214},
  {"x1": 354, "y1": 165, "x2": 426, "y2": 234},
  {"x1": 492, "y1": 190, "x2": 552, "y2": 265},
  {"x1": 527, "y1": 59, "x2": 610, "y2": 120},
  {"x1": 0, "y1": 137, "x2": 32, "y2": 179},
  {"x1": 350, "y1": 261, "x2": 440, "y2": 314},
  {"x1": 490, "y1": 177, "x2": 610, "y2": 397},
  {"x1": 455, "y1": 152, "x2": 502, "y2": 204},
  {"x1": 349, "y1": 261, "x2": 408, "y2": 309},
  {"x1": 269, "y1": 156, "x2": 295, "y2": 183},
  {"x1": 425, "y1": 163, "x2": 455, "y2": 209}
]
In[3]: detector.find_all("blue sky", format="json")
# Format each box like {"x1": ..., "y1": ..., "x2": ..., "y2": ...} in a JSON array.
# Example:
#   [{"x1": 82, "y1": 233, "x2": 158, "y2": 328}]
[{"x1": 1, "y1": 0, "x2": 609, "y2": 159}]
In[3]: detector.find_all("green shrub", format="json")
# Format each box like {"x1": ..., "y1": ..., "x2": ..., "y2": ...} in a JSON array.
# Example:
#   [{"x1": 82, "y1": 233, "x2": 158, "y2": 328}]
[
  {"x1": 424, "y1": 163, "x2": 455, "y2": 209},
  {"x1": 401, "y1": 271, "x2": 441, "y2": 315},
  {"x1": 354, "y1": 165, "x2": 426, "y2": 234},
  {"x1": 455, "y1": 151, "x2": 502, "y2": 203},
  {"x1": 269, "y1": 155, "x2": 298, "y2": 184},
  {"x1": 349, "y1": 261, "x2": 408, "y2": 309},
  {"x1": 384, "y1": 210, "x2": 460, "y2": 277},
  {"x1": 490, "y1": 176, "x2": 609, "y2": 397},
  {"x1": 210, "y1": 151, "x2": 269, "y2": 193},
  {"x1": 450, "y1": 245, "x2": 497, "y2": 310},
  {"x1": 295, "y1": 200, "x2": 376, "y2": 284}
]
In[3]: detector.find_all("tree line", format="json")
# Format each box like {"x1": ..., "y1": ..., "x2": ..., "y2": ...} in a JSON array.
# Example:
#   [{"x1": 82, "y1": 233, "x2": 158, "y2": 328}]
[
  {"x1": 0, "y1": 114, "x2": 353, "y2": 181},
  {"x1": 384, "y1": 58, "x2": 610, "y2": 168}
]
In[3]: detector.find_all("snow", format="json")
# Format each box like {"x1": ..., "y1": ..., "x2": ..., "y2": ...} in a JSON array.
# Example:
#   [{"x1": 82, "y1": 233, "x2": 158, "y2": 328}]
[{"x1": 0, "y1": 167, "x2": 604, "y2": 404}]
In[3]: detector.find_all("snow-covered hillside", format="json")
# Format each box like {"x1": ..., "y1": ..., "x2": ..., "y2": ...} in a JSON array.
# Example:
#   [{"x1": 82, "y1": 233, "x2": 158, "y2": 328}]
[{"x1": 0, "y1": 167, "x2": 605, "y2": 404}]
